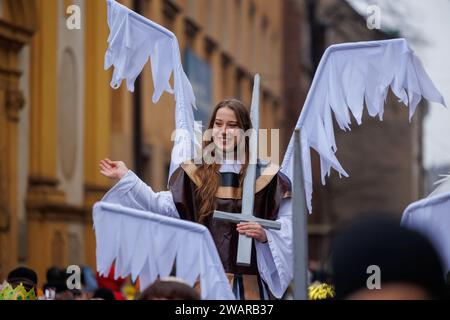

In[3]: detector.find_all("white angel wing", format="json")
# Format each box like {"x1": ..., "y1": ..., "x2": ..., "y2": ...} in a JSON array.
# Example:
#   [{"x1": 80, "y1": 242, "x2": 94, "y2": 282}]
[
  {"x1": 104, "y1": 0, "x2": 200, "y2": 181},
  {"x1": 402, "y1": 172, "x2": 450, "y2": 274},
  {"x1": 281, "y1": 38, "x2": 447, "y2": 213},
  {"x1": 429, "y1": 173, "x2": 450, "y2": 198},
  {"x1": 401, "y1": 190, "x2": 450, "y2": 274},
  {"x1": 93, "y1": 202, "x2": 235, "y2": 300}
]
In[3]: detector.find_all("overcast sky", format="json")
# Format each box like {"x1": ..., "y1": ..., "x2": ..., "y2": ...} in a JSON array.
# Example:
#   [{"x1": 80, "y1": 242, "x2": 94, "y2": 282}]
[{"x1": 347, "y1": 0, "x2": 450, "y2": 169}]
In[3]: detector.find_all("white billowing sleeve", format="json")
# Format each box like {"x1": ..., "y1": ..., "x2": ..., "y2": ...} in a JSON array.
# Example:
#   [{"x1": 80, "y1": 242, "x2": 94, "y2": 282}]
[
  {"x1": 255, "y1": 198, "x2": 293, "y2": 299},
  {"x1": 101, "y1": 170, "x2": 180, "y2": 219}
]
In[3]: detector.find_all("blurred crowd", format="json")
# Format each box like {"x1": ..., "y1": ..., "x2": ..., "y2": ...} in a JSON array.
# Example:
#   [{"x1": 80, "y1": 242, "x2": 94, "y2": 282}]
[
  {"x1": 0, "y1": 263, "x2": 200, "y2": 300},
  {"x1": 1, "y1": 213, "x2": 449, "y2": 300}
]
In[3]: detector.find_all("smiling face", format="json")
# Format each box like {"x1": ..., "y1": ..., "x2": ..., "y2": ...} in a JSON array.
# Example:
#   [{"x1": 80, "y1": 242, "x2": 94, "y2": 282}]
[
  {"x1": 212, "y1": 106, "x2": 241, "y2": 153},
  {"x1": 204, "y1": 99, "x2": 252, "y2": 163}
]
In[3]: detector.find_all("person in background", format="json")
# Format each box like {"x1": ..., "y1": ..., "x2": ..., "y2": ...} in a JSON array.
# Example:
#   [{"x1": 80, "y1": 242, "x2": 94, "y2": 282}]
[
  {"x1": 92, "y1": 287, "x2": 116, "y2": 300},
  {"x1": 331, "y1": 214, "x2": 447, "y2": 300},
  {"x1": 0, "y1": 267, "x2": 39, "y2": 300},
  {"x1": 138, "y1": 277, "x2": 200, "y2": 300},
  {"x1": 100, "y1": 99, "x2": 293, "y2": 300},
  {"x1": 7, "y1": 266, "x2": 38, "y2": 291},
  {"x1": 43, "y1": 267, "x2": 66, "y2": 296},
  {"x1": 81, "y1": 266, "x2": 99, "y2": 294}
]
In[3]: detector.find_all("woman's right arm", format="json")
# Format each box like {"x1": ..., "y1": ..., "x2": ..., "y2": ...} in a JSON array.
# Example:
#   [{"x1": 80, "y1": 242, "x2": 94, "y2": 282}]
[{"x1": 99, "y1": 159, "x2": 180, "y2": 219}]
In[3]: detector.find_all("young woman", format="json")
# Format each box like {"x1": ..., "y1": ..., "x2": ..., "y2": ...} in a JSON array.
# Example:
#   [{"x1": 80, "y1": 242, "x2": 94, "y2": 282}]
[{"x1": 99, "y1": 99, "x2": 293, "y2": 300}]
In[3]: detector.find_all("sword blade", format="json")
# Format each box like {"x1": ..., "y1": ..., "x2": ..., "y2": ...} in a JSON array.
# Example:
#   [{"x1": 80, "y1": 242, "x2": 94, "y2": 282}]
[{"x1": 237, "y1": 74, "x2": 261, "y2": 266}]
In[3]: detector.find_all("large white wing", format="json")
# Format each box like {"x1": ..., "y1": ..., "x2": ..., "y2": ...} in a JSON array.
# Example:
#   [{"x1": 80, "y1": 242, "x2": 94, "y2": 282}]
[
  {"x1": 104, "y1": 0, "x2": 200, "y2": 181},
  {"x1": 401, "y1": 184, "x2": 450, "y2": 274},
  {"x1": 281, "y1": 38, "x2": 446, "y2": 213},
  {"x1": 93, "y1": 202, "x2": 235, "y2": 300}
]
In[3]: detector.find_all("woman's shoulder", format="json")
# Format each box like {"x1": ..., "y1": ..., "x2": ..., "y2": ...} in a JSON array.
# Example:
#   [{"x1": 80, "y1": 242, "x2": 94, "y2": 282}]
[
  {"x1": 167, "y1": 159, "x2": 202, "y2": 189},
  {"x1": 255, "y1": 159, "x2": 291, "y2": 195},
  {"x1": 255, "y1": 161, "x2": 292, "y2": 198},
  {"x1": 170, "y1": 158, "x2": 290, "y2": 196}
]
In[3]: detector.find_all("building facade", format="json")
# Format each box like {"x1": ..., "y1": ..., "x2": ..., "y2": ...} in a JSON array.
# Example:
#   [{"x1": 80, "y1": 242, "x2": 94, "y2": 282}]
[
  {"x1": 0, "y1": 0, "x2": 426, "y2": 285},
  {"x1": 0, "y1": 0, "x2": 286, "y2": 284},
  {"x1": 0, "y1": 0, "x2": 115, "y2": 283}
]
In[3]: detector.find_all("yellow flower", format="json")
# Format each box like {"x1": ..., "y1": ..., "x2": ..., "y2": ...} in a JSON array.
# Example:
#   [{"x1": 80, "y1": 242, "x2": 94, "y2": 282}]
[{"x1": 308, "y1": 282, "x2": 335, "y2": 300}]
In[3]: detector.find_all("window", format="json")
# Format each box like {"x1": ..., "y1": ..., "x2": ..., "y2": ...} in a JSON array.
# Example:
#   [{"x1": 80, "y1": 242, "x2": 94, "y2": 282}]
[
  {"x1": 221, "y1": 56, "x2": 230, "y2": 98},
  {"x1": 162, "y1": 0, "x2": 178, "y2": 31},
  {"x1": 235, "y1": 70, "x2": 244, "y2": 100},
  {"x1": 184, "y1": 47, "x2": 213, "y2": 126},
  {"x1": 206, "y1": 0, "x2": 214, "y2": 34},
  {"x1": 235, "y1": 0, "x2": 242, "y2": 57},
  {"x1": 222, "y1": 0, "x2": 229, "y2": 49},
  {"x1": 187, "y1": 0, "x2": 196, "y2": 18},
  {"x1": 249, "y1": 2, "x2": 256, "y2": 68}
]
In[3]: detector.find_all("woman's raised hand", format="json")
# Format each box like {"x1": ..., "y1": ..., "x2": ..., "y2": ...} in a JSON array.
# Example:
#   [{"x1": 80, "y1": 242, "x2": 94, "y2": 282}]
[{"x1": 99, "y1": 158, "x2": 129, "y2": 181}]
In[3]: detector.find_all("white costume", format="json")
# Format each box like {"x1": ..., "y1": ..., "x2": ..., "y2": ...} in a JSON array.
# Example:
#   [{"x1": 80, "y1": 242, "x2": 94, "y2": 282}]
[
  {"x1": 101, "y1": 0, "x2": 293, "y2": 299},
  {"x1": 99, "y1": 0, "x2": 446, "y2": 301}
]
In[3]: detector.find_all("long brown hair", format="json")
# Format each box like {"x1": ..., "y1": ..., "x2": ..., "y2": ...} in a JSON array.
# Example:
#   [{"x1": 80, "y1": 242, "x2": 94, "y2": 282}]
[{"x1": 195, "y1": 99, "x2": 252, "y2": 224}]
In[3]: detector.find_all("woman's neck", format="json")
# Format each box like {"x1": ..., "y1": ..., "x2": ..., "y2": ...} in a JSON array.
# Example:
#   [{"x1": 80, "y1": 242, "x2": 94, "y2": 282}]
[
  {"x1": 216, "y1": 151, "x2": 244, "y2": 164},
  {"x1": 222, "y1": 158, "x2": 241, "y2": 164}
]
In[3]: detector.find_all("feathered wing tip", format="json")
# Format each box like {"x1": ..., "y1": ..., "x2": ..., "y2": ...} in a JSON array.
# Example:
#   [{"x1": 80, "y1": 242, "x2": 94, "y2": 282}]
[
  {"x1": 93, "y1": 202, "x2": 235, "y2": 299},
  {"x1": 282, "y1": 38, "x2": 446, "y2": 213},
  {"x1": 104, "y1": 0, "x2": 196, "y2": 106},
  {"x1": 104, "y1": 0, "x2": 199, "y2": 181},
  {"x1": 199, "y1": 232, "x2": 237, "y2": 300}
]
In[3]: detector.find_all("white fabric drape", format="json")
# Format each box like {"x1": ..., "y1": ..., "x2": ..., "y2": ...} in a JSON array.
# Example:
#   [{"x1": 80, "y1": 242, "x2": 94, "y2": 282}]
[
  {"x1": 401, "y1": 177, "x2": 450, "y2": 273},
  {"x1": 281, "y1": 38, "x2": 447, "y2": 213}
]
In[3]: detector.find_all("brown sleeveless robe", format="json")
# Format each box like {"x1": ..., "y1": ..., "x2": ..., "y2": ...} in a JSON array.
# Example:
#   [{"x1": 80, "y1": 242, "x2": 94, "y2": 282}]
[{"x1": 168, "y1": 160, "x2": 291, "y2": 276}]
